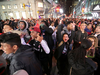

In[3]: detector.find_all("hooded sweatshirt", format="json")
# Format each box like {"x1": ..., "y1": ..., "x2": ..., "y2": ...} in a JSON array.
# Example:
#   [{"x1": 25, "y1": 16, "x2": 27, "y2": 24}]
[{"x1": 17, "y1": 20, "x2": 30, "y2": 38}]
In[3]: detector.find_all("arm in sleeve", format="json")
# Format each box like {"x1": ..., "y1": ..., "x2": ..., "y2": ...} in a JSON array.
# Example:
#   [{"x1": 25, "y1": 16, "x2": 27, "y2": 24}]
[
  {"x1": 43, "y1": 25, "x2": 53, "y2": 35},
  {"x1": 10, "y1": 59, "x2": 24, "y2": 75},
  {"x1": 40, "y1": 40, "x2": 50, "y2": 54},
  {"x1": 57, "y1": 25, "x2": 63, "y2": 43}
]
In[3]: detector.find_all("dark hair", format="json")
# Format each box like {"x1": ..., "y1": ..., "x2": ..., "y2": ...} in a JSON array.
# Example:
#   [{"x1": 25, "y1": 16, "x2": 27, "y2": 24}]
[
  {"x1": 72, "y1": 39, "x2": 92, "y2": 63},
  {"x1": 66, "y1": 21, "x2": 73, "y2": 26},
  {"x1": 41, "y1": 21, "x2": 49, "y2": 27},
  {"x1": 0, "y1": 33, "x2": 21, "y2": 47},
  {"x1": 87, "y1": 23, "x2": 92, "y2": 26},
  {"x1": 81, "y1": 21, "x2": 87, "y2": 24},
  {"x1": 3, "y1": 24, "x2": 14, "y2": 29},
  {"x1": 62, "y1": 33, "x2": 69, "y2": 37}
]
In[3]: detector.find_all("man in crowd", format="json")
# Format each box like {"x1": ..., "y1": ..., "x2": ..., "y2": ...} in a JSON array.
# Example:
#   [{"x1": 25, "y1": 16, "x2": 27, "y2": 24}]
[
  {"x1": 0, "y1": 33, "x2": 42, "y2": 75},
  {"x1": 73, "y1": 22, "x2": 88, "y2": 49},
  {"x1": 29, "y1": 27, "x2": 50, "y2": 75}
]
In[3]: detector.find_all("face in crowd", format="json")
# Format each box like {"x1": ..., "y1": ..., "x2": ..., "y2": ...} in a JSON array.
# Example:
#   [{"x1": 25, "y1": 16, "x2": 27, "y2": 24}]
[
  {"x1": 1, "y1": 43, "x2": 16, "y2": 54},
  {"x1": 67, "y1": 22, "x2": 74, "y2": 31},
  {"x1": 3, "y1": 25, "x2": 13, "y2": 33},
  {"x1": 0, "y1": 33, "x2": 21, "y2": 54},
  {"x1": 87, "y1": 23, "x2": 92, "y2": 30},
  {"x1": 80, "y1": 23, "x2": 87, "y2": 30},
  {"x1": 63, "y1": 33, "x2": 69, "y2": 43},
  {"x1": 19, "y1": 22, "x2": 26, "y2": 30},
  {"x1": 95, "y1": 26, "x2": 100, "y2": 33},
  {"x1": 88, "y1": 38, "x2": 95, "y2": 47},
  {"x1": 30, "y1": 30, "x2": 39, "y2": 39}
]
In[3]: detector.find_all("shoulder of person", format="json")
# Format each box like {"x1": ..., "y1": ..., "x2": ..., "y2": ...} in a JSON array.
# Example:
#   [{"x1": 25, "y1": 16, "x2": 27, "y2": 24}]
[{"x1": 58, "y1": 41, "x2": 64, "y2": 47}]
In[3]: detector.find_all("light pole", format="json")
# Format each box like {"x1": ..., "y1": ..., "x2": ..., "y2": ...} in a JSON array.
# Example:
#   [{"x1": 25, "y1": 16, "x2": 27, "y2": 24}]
[{"x1": 27, "y1": 0, "x2": 31, "y2": 18}]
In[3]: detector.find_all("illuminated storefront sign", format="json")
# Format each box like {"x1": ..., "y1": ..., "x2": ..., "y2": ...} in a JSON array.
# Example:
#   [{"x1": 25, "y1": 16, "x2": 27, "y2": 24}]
[{"x1": 93, "y1": 5, "x2": 100, "y2": 10}]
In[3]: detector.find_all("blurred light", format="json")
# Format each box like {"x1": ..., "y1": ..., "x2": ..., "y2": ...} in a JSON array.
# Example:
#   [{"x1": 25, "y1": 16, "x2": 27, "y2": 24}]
[
  {"x1": 56, "y1": 7, "x2": 60, "y2": 12},
  {"x1": 82, "y1": 7, "x2": 85, "y2": 13},
  {"x1": 16, "y1": 12, "x2": 20, "y2": 19},
  {"x1": 22, "y1": 12, "x2": 26, "y2": 19},
  {"x1": 92, "y1": 13, "x2": 99, "y2": 17},
  {"x1": 93, "y1": 5, "x2": 100, "y2": 10},
  {"x1": 55, "y1": 0, "x2": 58, "y2": 3},
  {"x1": 8, "y1": 13, "x2": 13, "y2": 17},
  {"x1": 60, "y1": 9, "x2": 63, "y2": 13},
  {"x1": 38, "y1": 2, "x2": 43, "y2": 7}
]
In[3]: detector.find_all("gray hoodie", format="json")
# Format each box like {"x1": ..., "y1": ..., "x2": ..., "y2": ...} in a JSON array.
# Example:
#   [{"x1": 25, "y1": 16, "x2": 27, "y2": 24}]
[{"x1": 17, "y1": 20, "x2": 30, "y2": 38}]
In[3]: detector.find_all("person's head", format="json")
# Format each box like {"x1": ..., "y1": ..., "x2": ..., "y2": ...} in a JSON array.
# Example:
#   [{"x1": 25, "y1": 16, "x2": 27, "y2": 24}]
[
  {"x1": 62, "y1": 33, "x2": 69, "y2": 43},
  {"x1": 41, "y1": 20, "x2": 49, "y2": 26},
  {"x1": 10, "y1": 17, "x2": 14, "y2": 21},
  {"x1": 30, "y1": 27, "x2": 41, "y2": 39},
  {"x1": 18, "y1": 21, "x2": 27, "y2": 30},
  {"x1": 3, "y1": 24, "x2": 14, "y2": 33},
  {"x1": 73, "y1": 39, "x2": 92, "y2": 63},
  {"x1": 80, "y1": 22, "x2": 87, "y2": 30},
  {"x1": 51, "y1": 22, "x2": 54, "y2": 26},
  {"x1": 66, "y1": 21, "x2": 73, "y2": 31},
  {"x1": 87, "y1": 35, "x2": 98, "y2": 48},
  {"x1": 95, "y1": 25, "x2": 100, "y2": 33},
  {"x1": 0, "y1": 33, "x2": 21, "y2": 54},
  {"x1": 87, "y1": 23, "x2": 92, "y2": 30}
]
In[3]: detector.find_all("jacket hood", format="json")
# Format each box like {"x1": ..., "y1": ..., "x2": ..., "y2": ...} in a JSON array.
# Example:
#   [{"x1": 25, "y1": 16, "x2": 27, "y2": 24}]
[{"x1": 18, "y1": 20, "x2": 28, "y2": 31}]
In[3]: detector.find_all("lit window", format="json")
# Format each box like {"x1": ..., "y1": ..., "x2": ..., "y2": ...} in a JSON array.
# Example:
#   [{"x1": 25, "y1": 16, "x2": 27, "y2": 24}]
[
  {"x1": 28, "y1": 11, "x2": 33, "y2": 17},
  {"x1": 22, "y1": 12, "x2": 26, "y2": 19},
  {"x1": 8, "y1": 13, "x2": 13, "y2": 17},
  {"x1": 91, "y1": 2, "x2": 93, "y2": 5},
  {"x1": 2, "y1": 5, "x2": 5, "y2": 9},
  {"x1": 14, "y1": 4, "x2": 17, "y2": 9},
  {"x1": 38, "y1": 2, "x2": 43, "y2": 7},
  {"x1": 20, "y1": 4, "x2": 23, "y2": 8},
  {"x1": 8, "y1": 4, "x2": 11, "y2": 9},
  {"x1": 16, "y1": 12, "x2": 20, "y2": 19}
]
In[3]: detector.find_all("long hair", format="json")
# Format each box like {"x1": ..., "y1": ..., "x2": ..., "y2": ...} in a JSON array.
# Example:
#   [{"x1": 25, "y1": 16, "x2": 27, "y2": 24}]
[{"x1": 72, "y1": 39, "x2": 92, "y2": 63}]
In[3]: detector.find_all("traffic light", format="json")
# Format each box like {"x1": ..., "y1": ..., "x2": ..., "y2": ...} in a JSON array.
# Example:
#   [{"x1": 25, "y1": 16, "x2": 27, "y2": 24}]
[
  {"x1": 56, "y1": 7, "x2": 60, "y2": 12},
  {"x1": 82, "y1": 7, "x2": 85, "y2": 13},
  {"x1": 23, "y1": 3, "x2": 25, "y2": 9}
]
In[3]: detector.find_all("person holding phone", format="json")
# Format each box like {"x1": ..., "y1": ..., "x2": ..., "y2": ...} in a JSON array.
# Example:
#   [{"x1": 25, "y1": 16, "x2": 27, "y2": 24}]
[{"x1": 29, "y1": 27, "x2": 50, "y2": 75}]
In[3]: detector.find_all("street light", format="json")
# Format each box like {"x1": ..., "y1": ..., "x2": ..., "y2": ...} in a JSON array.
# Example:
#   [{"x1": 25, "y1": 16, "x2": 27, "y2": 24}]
[{"x1": 60, "y1": 9, "x2": 63, "y2": 14}]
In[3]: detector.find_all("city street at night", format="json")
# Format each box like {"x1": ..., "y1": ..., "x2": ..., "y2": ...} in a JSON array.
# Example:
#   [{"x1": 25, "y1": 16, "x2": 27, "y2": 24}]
[{"x1": 0, "y1": 0, "x2": 100, "y2": 75}]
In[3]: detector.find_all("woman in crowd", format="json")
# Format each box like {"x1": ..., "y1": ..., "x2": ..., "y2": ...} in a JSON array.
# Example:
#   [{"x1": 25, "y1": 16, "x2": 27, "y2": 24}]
[
  {"x1": 68, "y1": 39, "x2": 97, "y2": 75},
  {"x1": 87, "y1": 35, "x2": 100, "y2": 75}
]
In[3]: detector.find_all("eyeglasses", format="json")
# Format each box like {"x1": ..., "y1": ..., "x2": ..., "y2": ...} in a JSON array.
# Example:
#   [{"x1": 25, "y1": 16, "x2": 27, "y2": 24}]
[{"x1": 19, "y1": 24, "x2": 24, "y2": 25}]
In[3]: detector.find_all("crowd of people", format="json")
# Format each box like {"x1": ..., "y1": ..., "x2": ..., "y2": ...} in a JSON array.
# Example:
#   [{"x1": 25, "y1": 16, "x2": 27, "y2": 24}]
[{"x1": 0, "y1": 17, "x2": 100, "y2": 75}]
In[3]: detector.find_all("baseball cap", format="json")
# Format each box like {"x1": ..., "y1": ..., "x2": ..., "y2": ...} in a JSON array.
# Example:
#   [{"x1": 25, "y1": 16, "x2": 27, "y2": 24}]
[{"x1": 30, "y1": 27, "x2": 41, "y2": 33}]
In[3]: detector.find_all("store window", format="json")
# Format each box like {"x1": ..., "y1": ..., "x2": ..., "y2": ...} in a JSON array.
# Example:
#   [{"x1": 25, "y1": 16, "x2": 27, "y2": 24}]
[
  {"x1": 22, "y1": 12, "x2": 26, "y2": 19},
  {"x1": 20, "y1": 4, "x2": 23, "y2": 8},
  {"x1": 16, "y1": 12, "x2": 20, "y2": 19},
  {"x1": 38, "y1": 2, "x2": 43, "y2": 7},
  {"x1": 2, "y1": 5, "x2": 5, "y2": 9},
  {"x1": 8, "y1": 4, "x2": 11, "y2": 9},
  {"x1": 28, "y1": 11, "x2": 33, "y2": 17},
  {"x1": 8, "y1": 12, "x2": 13, "y2": 17},
  {"x1": 14, "y1": 4, "x2": 17, "y2": 9}
]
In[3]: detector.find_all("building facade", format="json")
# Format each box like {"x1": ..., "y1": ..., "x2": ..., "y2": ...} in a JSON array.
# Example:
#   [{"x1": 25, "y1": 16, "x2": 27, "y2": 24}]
[
  {"x1": 73, "y1": 0, "x2": 100, "y2": 19},
  {"x1": 0, "y1": 0, "x2": 53, "y2": 20}
]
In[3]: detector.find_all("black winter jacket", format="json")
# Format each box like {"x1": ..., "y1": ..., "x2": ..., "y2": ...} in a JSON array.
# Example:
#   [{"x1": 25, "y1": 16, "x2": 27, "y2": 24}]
[
  {"x1": 68, "y1": 51, "x2": 97, "y2": 75},
  {"x1": 9, "y1": 45, "x2": 42, "y2": 75}
]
